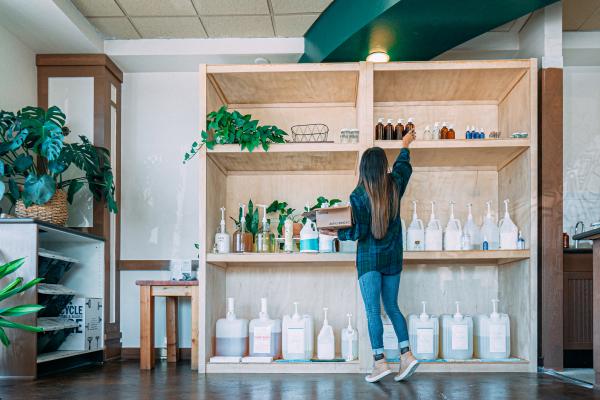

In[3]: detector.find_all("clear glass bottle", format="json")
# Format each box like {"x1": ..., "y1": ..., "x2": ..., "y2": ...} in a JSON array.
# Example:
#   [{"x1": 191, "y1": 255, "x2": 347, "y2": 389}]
[
  {"x1": 423, "y1": 125, "x2": 432, "y2": 140},
  {"x1": 351, "y1": 128, "x2": 359, "y2": 143}
]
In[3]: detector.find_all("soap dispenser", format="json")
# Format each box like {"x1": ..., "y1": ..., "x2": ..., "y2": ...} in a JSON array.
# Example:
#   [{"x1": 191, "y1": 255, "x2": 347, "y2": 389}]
[
  {"x1": 481, "y1": 201, "x2": 500, "y2": 250},
  {"x1": 215, "y1": 298, "x2": 249, "y2": 357},
  {"x1": 249, "y1": 297, "x2": 282, "y2": 358},
  {"x1": 341, "y1": 313, "x2": 358, "y2": 361},
  {"x1": 441, "y1": 301, "x2": 473, "y2": 360},
  {"x1": 474, "y1": 299, "x2": 510, "y2": 359},
  {"x1": 215, "y1": 207, "x2": 231, "y2": 254},
  {"x1": 444, "y1": 201, "x2": 462, "y2": 251},
  {"x1": 317, "y1": 307, "x2": 335, "y2": 360},
  {"x1": 407, "y1": 200, "x2": 425, "y2": 251},
  {"x1": 408, "y1": 301, "x2": 439, "y2": 360},
  {"x1": 233, "y1": 204, "x2": 253, "y2": 253},
  {"x1": 499, "y1": 199, "x2": 519, "y2": 250},
  {"x1": 463, "y1": 203, "x2": 481, "y2": 250},
  {"x1": 282, "y1": 302, "x2": 314, "y2": 360},
  {"x1": 256, "y1": 204, "x2": 274, "y2": 253},
  {"x1": 425, "y1": 201, "x2": 443, "y2": 251}
]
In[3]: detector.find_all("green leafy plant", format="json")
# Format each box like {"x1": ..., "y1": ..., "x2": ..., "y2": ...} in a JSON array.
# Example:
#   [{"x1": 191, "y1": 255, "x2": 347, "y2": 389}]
[
  {"x1": 0, "y1": 258, "x2": 44, "y2": 346},
  {"x1": 0, "y1": 106, "x2": 118, "y2": 212},
  {"x1": 302, "y1": 196, "x2": 342, "y2": 223},
  {"x1": 183, "y1": 106, "x2": 287, "y2": 162},
  {"x1": 266, "y1": 200, "x2": 296, "y2": 236},
  {"x1": 230, "y1": 199, "x2": 260, "y2": 236}
]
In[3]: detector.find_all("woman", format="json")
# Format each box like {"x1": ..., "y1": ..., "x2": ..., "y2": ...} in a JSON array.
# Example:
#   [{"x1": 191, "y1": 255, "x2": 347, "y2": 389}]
[{"x1": 322, "y1": 130, "x2": 417, "y2": 383}]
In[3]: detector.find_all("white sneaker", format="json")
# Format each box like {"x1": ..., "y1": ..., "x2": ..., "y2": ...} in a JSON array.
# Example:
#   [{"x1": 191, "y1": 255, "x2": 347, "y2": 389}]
[
  {"x1": 394, "y1": 350, "x2": 419, "y2": 382},
  {"x1": 365, "y1": 357, "x2": 392, "y2": 383}
]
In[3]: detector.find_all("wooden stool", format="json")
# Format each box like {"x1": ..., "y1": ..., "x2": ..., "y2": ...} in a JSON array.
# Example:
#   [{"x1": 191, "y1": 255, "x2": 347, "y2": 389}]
[{"x1": 135, "y1": 280, "x2": 199, "y2": 370}]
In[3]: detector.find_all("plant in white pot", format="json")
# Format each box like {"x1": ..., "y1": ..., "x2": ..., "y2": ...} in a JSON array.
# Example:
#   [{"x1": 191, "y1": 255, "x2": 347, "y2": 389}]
[{"x1": 0, "y1": 106, "x2": 117, "y2": 225}]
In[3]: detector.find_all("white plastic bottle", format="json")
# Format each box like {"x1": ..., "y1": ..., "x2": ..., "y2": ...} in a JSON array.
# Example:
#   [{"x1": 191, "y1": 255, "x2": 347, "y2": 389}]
[
  {"x1": 282, "y1": 302, "x2": 314, "y2": 360},
  {"x1": 474, "y1": 299, "x2": 511, "y2": 359},
  {"x1": 481, "y1": 201, "x2": 500, "y2": 250},
  {"x1": 317, "y1": 307, "x2": 335, "y2": 360},
  {"x1": 464, "y1": 203, "x2": 481, "y2": 250},
  {"x1": 499, "y1": 199, "x2": 519, "y2": 250},
  {"x1": 215, "y1": 298, "x2": 249, "y2": 357},
  {"x1": 382, "y1": 312, "x2": 400, "y2": 360},
  {"x1": 249, "y1": 298, "x2": 282, "y2": 358},
  {"x1": 341, "y1": 313, "x2": 359, "y2": 361},
  {"x1": 432, "y1": 122, "x2": 441, "y2": 140},
  {"x1": 440, "y1": 301, "x2": 473, "y2": 360},
  {"x1": 284, "y1": 217, "x2": 294, "y2": 253},
  {"x1": 300, "y1": 219, "x2": 319, "y2": 253},
  {"x1": 444, "y1": 201, "x2": 462, "y2": 251},
  {"x1": 423, "y1": 125, "x2": 432, "y2": 140},
  {"x1": 407, "y1": 200, "x2": 425, "y2": 251},
  {"x1": 408, "y1": 301, "x2": 439, "y2": 360},
  {"x1": 425, "y1": 201, "x2": 443, "y2": 251},
  {"x1": 215, "y1": 207, "x2": 231, "y2": 253}
]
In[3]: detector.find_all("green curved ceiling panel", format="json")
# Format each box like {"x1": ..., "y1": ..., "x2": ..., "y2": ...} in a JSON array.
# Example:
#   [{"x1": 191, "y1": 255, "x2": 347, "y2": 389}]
[{"x1": 301, "y1": 0, "x2": 559, "y2": 63}]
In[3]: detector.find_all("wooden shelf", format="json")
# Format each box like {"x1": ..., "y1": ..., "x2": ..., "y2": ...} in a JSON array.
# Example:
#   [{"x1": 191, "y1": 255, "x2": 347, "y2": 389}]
[
  {"x1": 207, "y1": 143, "x2": 360, "y2": 174},
  {"x1": 37, "y1": 349, "x2": 102, "y2": 364},
  {"x1": 37, "y1": 317, "x2": 78, "y2": 332},
  {"x1": 375, "y1": 139, "x2": 530, "y2": 169},
  {"x1": 207, "y1": 360, "x2": 360, "y2": 374},
  {"x1": 206, "y1": 250, "x2": 529, "y2": 267}
]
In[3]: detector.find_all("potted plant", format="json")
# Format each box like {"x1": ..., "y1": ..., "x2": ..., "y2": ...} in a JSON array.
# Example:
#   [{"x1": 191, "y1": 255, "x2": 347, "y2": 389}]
[
  {"x1": 183, "y1": 106, "x2": 287, "y2": 163},
  {"x1": 0, "y1": 258, "x2": 44, "y2": 346},
  {"x1": 266, "y1": 200, "x2": 302, "y2": 237},
  {"x1": 0, "y1": 106, "x2": 118, "y2": 225}
]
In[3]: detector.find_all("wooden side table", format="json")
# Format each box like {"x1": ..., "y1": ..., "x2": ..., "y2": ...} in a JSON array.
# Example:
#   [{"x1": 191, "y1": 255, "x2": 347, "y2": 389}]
[{"x1": 135, "y1": 280, "x2": 199, "y2": 370}]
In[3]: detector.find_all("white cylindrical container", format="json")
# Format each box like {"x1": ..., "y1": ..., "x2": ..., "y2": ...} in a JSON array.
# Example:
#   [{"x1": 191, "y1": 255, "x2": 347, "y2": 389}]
[
  {"x1": 317, "y1": 308, "x2": 335, "y2": 360},
  {"x1": 282, "y1": 302, "x2": 314, "y2": 360},
  {"x1": 407, "y1": 201, "x2": 425, "y2": 251},
  {"x1": 249, "y1": 298, "x2": 282, "y2": 358},
  {"x1": 444, "y1": 201, "x2": 462, "y2": 251},
  {"x1": 473, "y1": 299, "x2": 511, "y2": 359},
  {"x1": 440, "y1": 302, "x2": 473, "y2": 360},
  {"x1": 215, "y1": 298, "x2": 249, "y2": 357},
  {"x1": 319, "y1": 234, "x2": 335, "y2": 253},
  {"x1": 408, "y1": 301, "x2": 439, "y2": 360},
  {"x1": 425, "y1": 202, "x2": 443, "y2": 251},
  {"x1": 499, "y1": 199, "x2": 519, "y2": 250}
]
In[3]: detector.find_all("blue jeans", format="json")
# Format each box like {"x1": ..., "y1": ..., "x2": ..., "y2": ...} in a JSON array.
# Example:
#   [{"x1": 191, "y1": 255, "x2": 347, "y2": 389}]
[{"x1": 358, "y1": 271, "x2": 409, "y2": 355}]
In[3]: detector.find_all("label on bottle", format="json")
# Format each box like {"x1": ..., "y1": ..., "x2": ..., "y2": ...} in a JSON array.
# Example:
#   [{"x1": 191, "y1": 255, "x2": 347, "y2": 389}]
[
  {"x1": 489, "y1": 323, "x2": 507, "y2": 353},
  {"x1": 287, "y1": 327, "x2": 305, "y2": 355},
  {"x1": 216, "y1": 235, "x2": 229, "y2": 253},
  {"x1": 383, "y1": 324, "x2": 398, "y2": 350},
  {"x1": 252, "y1": 326, "x2": 272, "y2": 354},
  {"x1": 451, "y1": 324, "x2": 469, "y2": 351},
  {"x1": 416, "y1": 328, "x2": 434, "y2": 355}
]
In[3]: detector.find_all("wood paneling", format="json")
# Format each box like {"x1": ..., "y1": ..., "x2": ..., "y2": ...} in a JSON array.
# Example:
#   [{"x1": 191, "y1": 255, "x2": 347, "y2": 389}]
[{"x1": 538, "y1": 68, "x2": 563, "y2": 370}]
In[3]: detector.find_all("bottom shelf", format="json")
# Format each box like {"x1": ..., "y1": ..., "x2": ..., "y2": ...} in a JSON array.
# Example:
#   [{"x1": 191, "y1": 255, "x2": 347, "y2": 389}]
[
  {"x1": 205, "y1": 358, "x2": 529, "y2": 373},
  {"x1": 37, "y1": 349, "x2": 102, "y2": 364}
]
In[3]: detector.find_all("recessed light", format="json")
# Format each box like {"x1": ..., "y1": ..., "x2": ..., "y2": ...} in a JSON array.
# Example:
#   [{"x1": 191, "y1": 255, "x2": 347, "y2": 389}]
[{"x1": 366, "y1": 52, "x2": 390, "y2": 63}]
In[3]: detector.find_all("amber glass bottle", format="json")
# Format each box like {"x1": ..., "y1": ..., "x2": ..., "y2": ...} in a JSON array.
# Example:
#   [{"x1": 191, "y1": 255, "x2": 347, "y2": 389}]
[
  {"x1": 440, "y1": 122, "x2": 449, "y2": 140},
  {"x1": 446, "y1": 124, "x2": 456, "y2": 139},
  {"x1": 384, "y1": 119, "x2": 394, "y2": 140},
  {"x1": 394, "y1": 119, "x2": 404, "y2": 140},
  {"x1": 404, "y1": 117, "x2": 415, "y2": 137},
  {"x1": 375, "y1": 118, "x2": 384, "y2": 140}
]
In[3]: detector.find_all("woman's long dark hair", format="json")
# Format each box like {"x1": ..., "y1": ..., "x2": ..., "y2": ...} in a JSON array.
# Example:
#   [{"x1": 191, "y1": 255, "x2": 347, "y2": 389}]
[{"x1": 359, "y1": 147, "x2": 400, "y2": 239}]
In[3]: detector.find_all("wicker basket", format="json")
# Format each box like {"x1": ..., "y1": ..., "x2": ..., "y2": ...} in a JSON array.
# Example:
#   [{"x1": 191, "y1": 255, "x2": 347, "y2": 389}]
[{"x1": 15, "y1": 190, "x2": 69, "y2": 226}]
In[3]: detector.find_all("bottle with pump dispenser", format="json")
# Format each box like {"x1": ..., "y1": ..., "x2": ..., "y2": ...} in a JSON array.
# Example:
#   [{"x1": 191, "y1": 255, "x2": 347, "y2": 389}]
[
  {"x1": 407, "y1": 200, "x2": 425, "y2": 251},
  {"x1": 317, "y1": 308, "x2": 335, "y2": 360},
  {"x1": 215, "y1": 298, "x2": 249, "y2": 357},
  {"x1": 341, "y1": 313, "x2": 358, "y2": 361},
  {"x1": 384, "y1": 119, "x2": 394, "y2": 140},
  {"x1": 441, "y1": 302, "x2": 473, "y2": 360},
  {"x1": 256, "y1": 204, "x2": 274, "y2": 253},
  {"x1": 375, "y1": 118, "x2": 384, "y2": 140},
  {"x1": 395, "y1": 119, "x2": 404, "y2": 140},
  {"x1": 498, "y1": 199, "x2": 519, "y2": 250},
  {"x1": 444, "y1": 201, "x2": 462, "y2": 251},
  {"x1": 404, "y1": 117, "x2": 415, "y2": 137},
  {"x1": 464, "y1": 203, "x2": 481, "y2": 250},
  {"x1": 425, "y1": 201, "x2": 443, "y2": 251},
  {"x1": 233, "y1": 204, "x2": 253, "y2": 253},
  {"x1": 214, "y1": 207, "x2": 231, "y2": 254},
  {"x1": 282, "y1": 302, "x2": 314, "y2": 360},
  {"x1": 474, "y1": 299, "x2": 511, "y2": 359},
  {"x1": 249, "y1": 298, "x2": 282, "y2": 358},
  {"x1": 408, "y1": 301, "x2": 439, "y2": 360},
  {"x1": 481, "y1": 201, "x2": 500, "y2": 250}
]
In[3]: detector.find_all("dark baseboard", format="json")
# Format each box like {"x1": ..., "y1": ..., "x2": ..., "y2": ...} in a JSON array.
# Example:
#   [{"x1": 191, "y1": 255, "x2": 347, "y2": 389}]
[{"x1": 121, "y1": 347, "x2": 191, "y2": 360}]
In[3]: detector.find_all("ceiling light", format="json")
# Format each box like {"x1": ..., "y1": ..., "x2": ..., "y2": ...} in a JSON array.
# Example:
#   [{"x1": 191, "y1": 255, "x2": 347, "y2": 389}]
[{"x1": 366, "y1": 51, "x2": 390, "y2": 63}]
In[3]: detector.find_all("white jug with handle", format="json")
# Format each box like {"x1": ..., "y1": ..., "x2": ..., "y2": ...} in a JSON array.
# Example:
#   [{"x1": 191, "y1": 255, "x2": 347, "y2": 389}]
[
  {"x1": 407, "y1": 200, "x2": 425, "y2": 251},
  {"x1": 425, "y1": 201, "x2": 443, "y2": 251},
  {"x1": 499, "y1": 199, "x2": 519, "y2": 250},
  {"x1": 444, "y1": 201, "x2": 462, "y2": 251}
]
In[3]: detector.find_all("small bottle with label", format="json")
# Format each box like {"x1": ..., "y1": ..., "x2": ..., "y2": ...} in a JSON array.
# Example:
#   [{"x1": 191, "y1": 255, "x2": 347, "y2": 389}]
[
  {"x1": 466, "y1": 126, "x2": 473, "y2": 140},
  {"x1": 440, "y1": 122, "x2": 449, "y2": 140},
  {"x1": 482, "y1": 235, "x2": 489, "y2": 251},
  {"x1": 384, "y1": 119, "x2": 394, "y2": 140},
  {"x1": 446, "y1": 124, "x2": 456, "y2": 140},
  {"x1": 404, "y1": 117, "x2": 415, "y2": 137},
  {"x1": 423, "y1": 125, "x2": 432, "y2": 140},
  {"x1": 517, "y1": 231, "x2": 526, "y2": 249},
  {"x1": 432, "y1": 122, "x2": 441, "y2": 140},
  {"x1": 394, "y1": 119, "x2": 404, "y2": 140},
  {"x1": 215, "y1": 207, "x2": 231, "y2": 254},
  {"x1": 375, "y1": 118, "x2": 384, "y2": 140}
]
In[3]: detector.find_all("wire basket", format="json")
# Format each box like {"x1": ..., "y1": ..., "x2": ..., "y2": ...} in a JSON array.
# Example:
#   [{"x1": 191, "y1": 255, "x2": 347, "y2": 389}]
[{"x1": 290, "y1": 124, "x2": 329, "y2": 143}]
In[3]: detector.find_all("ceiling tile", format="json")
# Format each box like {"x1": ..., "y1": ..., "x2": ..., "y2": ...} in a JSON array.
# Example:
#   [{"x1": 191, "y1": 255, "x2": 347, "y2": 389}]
[
  {"x1": 202, "y1": 15, "x2": 273, "y2": 37},
  {"x1": 117, "y1": 0, "x2": 197, "y2": 16},
  {"x1": 132, "y1": 17, "x2": 207, "y2": 38},
  {"x1": 88, "y1": 17, "x2": 140, "y2": 39},
  {"x1": 271, "y1": 0, "x2": 332, "y2": 14},
  {"x1": 274, "y1": 14, "x2": 318, "y2": 37},
  {"x1": 71, "y1": 0, "x2": 123, "y2": 17},
  {"x1": 579, "y1": 7, "x2": 600, "y2": 30},
  {"x1": 193, "y1": 0, "x2": 269, "y2": 15},
  {"x1": 563, "y1": 0, "x2": 600, "y2": 31}
]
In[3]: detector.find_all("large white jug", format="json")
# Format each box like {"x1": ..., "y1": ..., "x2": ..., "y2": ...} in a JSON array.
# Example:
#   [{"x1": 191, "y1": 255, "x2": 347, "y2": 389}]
[
  {"x1": 444, "y1": 201, "x2": 462, "y2": 251},
  {"x1": 407, "y1": 200, "x2": 425, "y2": 251},
  {"x1": 425, "y1": 201, "x2": 443, "y2": 251},
  {"x1": 499, "y1": 199, "x2": 519, "y2": 250}
]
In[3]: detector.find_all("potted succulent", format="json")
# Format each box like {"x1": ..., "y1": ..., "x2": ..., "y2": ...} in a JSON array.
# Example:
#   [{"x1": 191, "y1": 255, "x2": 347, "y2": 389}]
[
  {"x1": 0, "y1": 106, "x2": 118, "y2": 225},
  {"x1": 183, "y1": 106, "x2": 287, "y2": 163}
]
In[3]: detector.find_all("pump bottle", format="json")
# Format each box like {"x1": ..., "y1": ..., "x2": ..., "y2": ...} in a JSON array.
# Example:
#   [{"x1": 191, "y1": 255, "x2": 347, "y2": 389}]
[
  {"x1": 233, "y1": 204, "x2": 253, "y2": 253},
  {"x1": 256, "y1": 204, "x2": 274, "y2": 253},
  {"x1": 317, "y1": 307, "x2": 335, "y2": 360},
  {"x1": 407, "y1": 200, "x2": 425, "y2": 251},
  {"x1": 215, "y1": 207, "x2": 231, "y2": 253}
]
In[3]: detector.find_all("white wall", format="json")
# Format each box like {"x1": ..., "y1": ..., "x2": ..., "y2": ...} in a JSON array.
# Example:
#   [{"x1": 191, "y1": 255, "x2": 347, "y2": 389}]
[
  {"x1": 120, "y1": 72, "x2": 199, "y2": 347},
  {"x1": 0, "y1": 22, "x2": 36, "y2": 110},
  {"x1": 563, "y1": 66, "x2": 600, "y2": 236}
]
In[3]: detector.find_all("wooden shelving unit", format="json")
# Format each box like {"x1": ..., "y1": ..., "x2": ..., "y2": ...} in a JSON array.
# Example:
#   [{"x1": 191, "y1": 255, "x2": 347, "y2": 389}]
[{"x1": 198, "y1": 59, "x2": 537, "y2": 374}]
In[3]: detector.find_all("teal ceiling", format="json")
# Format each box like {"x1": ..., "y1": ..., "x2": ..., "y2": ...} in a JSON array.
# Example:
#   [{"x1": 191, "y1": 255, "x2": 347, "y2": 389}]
[{"x1": 301, "y1": 0, "x2": 559, "y2": 63}]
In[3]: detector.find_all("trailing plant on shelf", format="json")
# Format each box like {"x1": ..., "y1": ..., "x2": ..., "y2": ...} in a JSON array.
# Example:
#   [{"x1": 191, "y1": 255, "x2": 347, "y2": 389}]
[
  {"x1": 183, "y1": 106, "x2": 287, "y2": 163},
  {"x1": 0, "y1": 258, "x2": 44, "y2": 346},
  {"x1": 230, "y1": 199, "x2": 260, "y2": 237},
  {"x1": 266, "y1": 200, "x2": 296, "y2": 236},
  {"x1": 0, "y1": 106, "x2": 118, "y2": 214},
  {"x1": 302, "y1": 196, "x2": 342, "y2": 223}
]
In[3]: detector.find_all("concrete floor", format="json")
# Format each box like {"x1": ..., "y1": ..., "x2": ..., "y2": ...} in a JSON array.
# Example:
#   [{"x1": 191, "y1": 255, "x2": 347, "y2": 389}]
[{"x1": 1, "y1": 361, "x2": 599, "y2": 400}]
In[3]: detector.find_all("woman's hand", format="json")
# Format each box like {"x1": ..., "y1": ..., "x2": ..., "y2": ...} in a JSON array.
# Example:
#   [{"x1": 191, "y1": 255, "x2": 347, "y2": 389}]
[
  {"x1": 319, "y1": 228, "x2": 338, "y2": 237},
  {"x1": 402, "y1": 128, "x2": 416, "y2": 148}
]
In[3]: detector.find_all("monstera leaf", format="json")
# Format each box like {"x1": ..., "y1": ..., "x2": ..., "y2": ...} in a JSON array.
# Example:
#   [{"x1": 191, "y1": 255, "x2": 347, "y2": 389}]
[
  {"x1": 13, "y1": 154, "x2": 33, "y2": 172},
  {"x1": 22, "y1": 174, "x2": 56, "y2": 207}
]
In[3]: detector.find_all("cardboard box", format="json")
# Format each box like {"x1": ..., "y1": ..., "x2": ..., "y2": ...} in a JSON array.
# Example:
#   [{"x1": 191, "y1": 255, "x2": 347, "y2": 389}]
[
  {"x1": 58, "y1": 297, "x2": 103, "y2": 351},
  {"x1": 314, "y1": 205, "x2": 352, "y2": 229}
]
